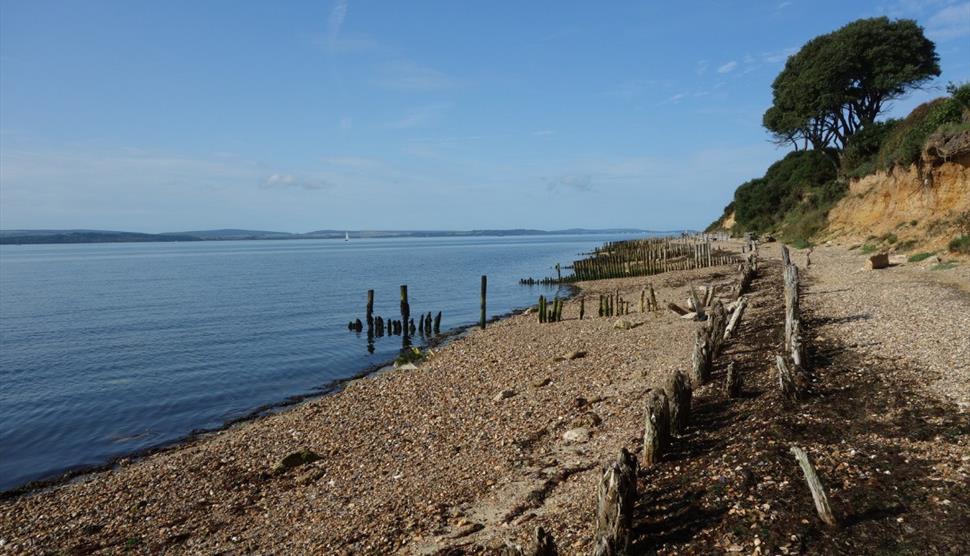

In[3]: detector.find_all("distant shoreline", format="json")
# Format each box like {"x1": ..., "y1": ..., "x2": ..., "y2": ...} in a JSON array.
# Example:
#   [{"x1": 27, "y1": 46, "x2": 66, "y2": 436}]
[{"x1": 0, "y1": 228, "x2": 684, "y2": 246}]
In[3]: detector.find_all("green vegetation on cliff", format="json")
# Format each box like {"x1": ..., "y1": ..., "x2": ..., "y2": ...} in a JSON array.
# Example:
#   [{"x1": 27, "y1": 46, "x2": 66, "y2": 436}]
[{"x1": 710, "y1": 16, "x2": 969, "y2": 245}]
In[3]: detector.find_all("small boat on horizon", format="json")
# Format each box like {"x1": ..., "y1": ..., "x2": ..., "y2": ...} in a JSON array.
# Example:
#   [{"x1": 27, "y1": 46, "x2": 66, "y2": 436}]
[{"x1": 345, "y1": 232, "x2": 350, "y2": 242}]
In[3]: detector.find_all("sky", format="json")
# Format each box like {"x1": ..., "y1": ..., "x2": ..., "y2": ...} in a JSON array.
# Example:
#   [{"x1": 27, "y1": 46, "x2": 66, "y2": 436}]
[{"x1": 1, "y1": 1, "x2": 968, "y2": 233}]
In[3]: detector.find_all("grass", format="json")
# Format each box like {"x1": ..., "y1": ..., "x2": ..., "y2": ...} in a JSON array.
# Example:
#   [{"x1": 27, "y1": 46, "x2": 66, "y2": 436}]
[
  {"x1": 860, "y1": 244, "x2": 879, "y2": 254},
  {"x1": 896, "y1": 239, "x2": 918, "y2": 251},
  {"x1": 948, "y1": 234, "x2": 970, "y2": 255},
  {"x1": 931, "y1": 261, "x2": 959, "y2": 271},
  {"x1": 789, "y1": 238, "x2": 813, "y2": 249},
  {"x1": 907, "y1": 252, "x2": 936, "y2": 263}
]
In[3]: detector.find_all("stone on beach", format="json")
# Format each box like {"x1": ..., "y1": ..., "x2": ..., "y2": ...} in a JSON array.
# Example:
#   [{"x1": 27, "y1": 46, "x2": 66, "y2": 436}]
[
  {"x1": 493, "y1": 389, "x2": 516, "y2": 401},
  {"x1": 562, "y1": 428, "x2": 591, "y2": 443},
  {"x1": 866, "y1": 253, "x2": 889, "y2": 270}
]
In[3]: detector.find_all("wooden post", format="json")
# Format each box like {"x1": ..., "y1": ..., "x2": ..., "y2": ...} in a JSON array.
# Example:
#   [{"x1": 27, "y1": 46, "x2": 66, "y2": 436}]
[
  {"x1": 776, "y1": 355, "x2": 801, "y2": 401},
  {"x1": 433, "y1": 311, "x2": 442, "y2": 334},
  {"x1": 418, "y1": 314, "x2": 425, "y2": 336},
  {"x1": 592, "y1": 449, "x2": 637, "y2": 556},
  {"x1": 579, "y1": 297, "x2": 585, "y2": 320},
  {"x1": 725, "y1": 360, "x2": 741, "y2": 398},
  {"x1": 649, "y1": 284, "x2": 657, "y2": 311},
  {"x1": 791, "y1": 446, "x2": 838, "y2": 527},
  {"x1": 480, "y1": 275, "x2": 487, "y2": 329},
  {"x1": 664, "y1": 371, "x2": 692, "y2": 435},
  {"x1": 639, "y1": 288, "x2": 645, "y2": 313},
  {"x1": 538, "y1": 296, "x2": 546, "y2": 324},
  {"x1": 690, "y1": 327, "x2": 710, "y2": 387},
  {"x1": 400, "y1": 285, "x2": 410, "y2": 342},
  {"x1": 366, "y1": 289, "x2": 375, "y2": 334},
  {"x1": 555, "y1": 263, "x2": 561, "y2": 282},
  {"x1": 642, "y1": 389, "x2": 670, "y2": 467}
]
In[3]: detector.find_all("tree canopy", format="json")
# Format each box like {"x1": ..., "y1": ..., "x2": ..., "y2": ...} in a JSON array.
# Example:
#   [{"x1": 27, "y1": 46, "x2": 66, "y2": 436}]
[{"x1": 764, "y1": 17, "x2": 940, "y2": 153}]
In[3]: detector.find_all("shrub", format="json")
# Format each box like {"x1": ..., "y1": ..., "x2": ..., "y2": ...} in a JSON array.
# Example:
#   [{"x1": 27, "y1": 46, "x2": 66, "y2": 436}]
[
  {"x1": 949, "y1": 235, "x2": 970, "y2": 255},
  {"x1": 842, "y1": 120, "x2": 898, "y2": 178},
  {"x1": 896, "y1": 239, "x2": 918, "y2": 251},
  {"x1": 876, "y1": 95, "x2": 965, "y2": 170},
  {"x1": 861, "y1": 244, "x2": 878, "y2": 254},
  {"x1": 907, "y1": 251, "x2": 935, "y2": 262}
]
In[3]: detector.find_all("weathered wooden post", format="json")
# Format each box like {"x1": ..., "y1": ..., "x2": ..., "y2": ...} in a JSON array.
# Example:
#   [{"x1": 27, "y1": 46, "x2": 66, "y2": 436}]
[
  {"x1": 555, "y1": 263, "x2": 561, "y2": 282},
  {"x1": 366, "y1": 289, "x2": 375, "y2": 334},
  {"x1": 433, "y1": 311, "x2": 442, "y2": 334},
  {"x1": 690, "y1": 327, "x2": 710, "y2": 386},
  {"x1": 418, "y1": 314, "x2": 426, "y2": 336},
  {"x1": 664, "y1": 371, "x2": 692, "y2": 435},
  {"x1": 776, "y1": 355, "x2": 801, "y2": 401},
  {"x1": 649, "y1": 284, "x2": 657, "y2": 311},
  {"x1": 791, "y1": 446, "x2": 838, "y2": 527},
  {"x1": 579, "y1": 297, "x2": 585, "y2": 320},
  {"x1": 723, "y1": 297, "x2": 747, "y2": 340},
  {"x1": 592, "y1": 449, "x2": 637, "y2": 556},
  {"x1": 400, "y1": 285, "x2": 411, "y2": 341},
  {"x1": 642, "y1": 389, "x2": 670, "y2": 467},
  {"x1": 480, "y1": 275, "x2": 487, "y2": 329},
  {"x1": 538, "y1": 295, "x2": 546, "y2": 324},
  {"x1": 725, "y1": 360, "x2": 741, "y2": 398}
]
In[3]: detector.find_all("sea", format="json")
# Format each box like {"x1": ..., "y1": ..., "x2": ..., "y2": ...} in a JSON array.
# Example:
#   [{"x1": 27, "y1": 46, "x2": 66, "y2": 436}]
[{"x1": 0, "y1": 233, "x2": 645, "y2": 491}]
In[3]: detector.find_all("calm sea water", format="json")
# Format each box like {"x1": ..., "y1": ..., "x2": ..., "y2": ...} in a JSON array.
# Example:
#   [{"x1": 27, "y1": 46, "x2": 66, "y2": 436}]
[{"x1": 0, "y1": 234, "x2": 641, "y2": 491}]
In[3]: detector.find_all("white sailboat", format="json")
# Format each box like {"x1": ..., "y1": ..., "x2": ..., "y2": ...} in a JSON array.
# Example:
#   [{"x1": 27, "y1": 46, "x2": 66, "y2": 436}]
[{"x1": 345, "y1": 231, "x2": 350, "y2": 242}]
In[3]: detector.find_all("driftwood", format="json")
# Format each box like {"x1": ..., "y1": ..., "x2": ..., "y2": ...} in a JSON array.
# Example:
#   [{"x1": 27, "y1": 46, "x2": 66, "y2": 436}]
[
  {"x1": 664, "y1": 370, "x2": 692, "y2": 435},
  {"x1": 667, "y1": 302, "x2": 688, "y2": 316},
  {"x1": 642, "y1": 389, "x2": 670, "y2": 467},
  {"x1": 790, "y1": 446, "x2": 838, "y2": 527},
  {"x1": 776, "y1": 355, "x2": 801, "y2": 401},
  {"x1": 592, "y1": 449, "x2": 638, "y2": 556},
  {"x1": 723, "y1": 297, "x2": 747, "y2": 340}
]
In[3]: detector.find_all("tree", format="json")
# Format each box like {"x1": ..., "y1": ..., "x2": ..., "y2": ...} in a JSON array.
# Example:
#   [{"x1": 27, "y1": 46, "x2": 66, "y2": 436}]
[{"x1": 764, "y1": 17, "x2": 940, "y2": 154}]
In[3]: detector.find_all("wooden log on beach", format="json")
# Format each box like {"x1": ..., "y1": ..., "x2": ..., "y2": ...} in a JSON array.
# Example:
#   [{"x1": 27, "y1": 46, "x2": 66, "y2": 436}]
[
  {"x1": 480, "y1": 275, "x2": 487, "y2": 329},
  {"x1": 723, "y1": 297, "x2": 747, "y2": 340},
  {"x1": 664, "y1": 370, "x2": 692, "y2": 435},
  {"x1": 790, "y1": 446, "x2": 838, "y2": 527},
  {"x1": 592, "y1": 449, "x2": 637, "y2": 556},
  {"x1": 667, "y1": 302, "x2": 688, "y2": 316}
]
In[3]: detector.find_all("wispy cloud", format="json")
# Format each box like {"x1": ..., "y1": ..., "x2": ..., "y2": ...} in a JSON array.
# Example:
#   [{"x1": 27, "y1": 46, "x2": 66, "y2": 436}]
[
  {"x1": 260, "y1": 174, "x2": 331, "y2": 191},
  {"x1": 762, "y1": 47, "x2": 797, "y2": 64},
  {"x1": 777, "y1": 1, "x2": 792, "y2": 10},
  {"x1": 717, "y1": 60, "x2": 738, "y2": 74},
  {"x1": 326, "y1": 0, "x2": 349, "y2": 50},
  {"x1": 926, "y1": 2, "x2": 970, "y2": 41},
  {"x1": 543, "y1": 174, "x2": 594, "y2": 193},
  {"x1": 376, "y1": 60, "x2": 458, "y2": 91},
  {"x1": 387, "y1": 104, "x2": 451, "y2": 129}
]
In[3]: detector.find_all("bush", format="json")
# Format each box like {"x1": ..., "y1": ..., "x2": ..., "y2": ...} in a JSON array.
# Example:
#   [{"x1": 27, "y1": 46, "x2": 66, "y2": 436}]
[
  {"x1": 949, "y1": 235, "x2": 970, "y2": 255},
  {"x1": 876, "y1": 95, "x2": 965, "y2": 170},
  {"x1": 908, "y1": 251, "x2": 935, "y2": 262},
  {"x1": 842, "y1": 120, "x2": 898, "y2": 178},
  {"x1": 732, "y1": 150, "x2": 838, "y2": 235}
]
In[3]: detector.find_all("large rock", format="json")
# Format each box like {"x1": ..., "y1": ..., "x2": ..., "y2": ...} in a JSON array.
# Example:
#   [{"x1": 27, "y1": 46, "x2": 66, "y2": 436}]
[
  {"x1": 867, "y1": 253, "x2": 890, "y2": 270},
  {"x1": 493, "y1": 389, "x2": 516, "y2": 401},
  {"x1": 562, "y1": 427, "x2": 591, "y2": 443},
  {"x1": 274, "y1": 449, "x2": 321, "y2": 474},
  {"x1": 612, "y1": 319, "x2": 632, "y2": 330}
]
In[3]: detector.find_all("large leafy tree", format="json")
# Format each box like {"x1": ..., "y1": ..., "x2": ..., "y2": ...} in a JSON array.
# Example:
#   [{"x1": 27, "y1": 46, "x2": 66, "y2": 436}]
[{"x1": 764, "y1": 17, "x2": 940, "y2": 154}]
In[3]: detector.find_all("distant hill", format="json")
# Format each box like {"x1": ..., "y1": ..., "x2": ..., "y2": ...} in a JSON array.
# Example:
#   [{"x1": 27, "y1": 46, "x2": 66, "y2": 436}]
[
  {"x1": 0, "y1": 230, "x2": 201, "y2": 245},
  {"x1": 1, "y1": 227, "x2": 674, "y2": 245}
]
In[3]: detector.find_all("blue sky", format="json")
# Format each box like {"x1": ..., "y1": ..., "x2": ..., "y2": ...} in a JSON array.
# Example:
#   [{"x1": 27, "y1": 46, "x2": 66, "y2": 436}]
[{"x1": 1, "y1": 1, "x2": 968, "y2": 232}]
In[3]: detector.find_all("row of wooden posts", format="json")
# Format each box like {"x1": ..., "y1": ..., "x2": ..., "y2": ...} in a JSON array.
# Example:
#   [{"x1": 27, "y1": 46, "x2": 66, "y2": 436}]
[
  {"x1": 520, "y1": 236, "x2": 743, "y2": 285},
  {"x1": 347, "y1": 276, "x2": 489, "y2": 348},
  {"x1": 535, "y1": 284, "x2": 662, "y2": 326},
  {"x1": 582, "y1": 245, "x2": 836, "y2": 554}
]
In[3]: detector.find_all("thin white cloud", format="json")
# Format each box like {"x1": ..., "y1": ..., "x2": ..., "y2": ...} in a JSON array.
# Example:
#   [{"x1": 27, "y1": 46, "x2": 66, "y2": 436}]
[
  {"x1": 387, "y1": 104, "x2": 451, "y2": 129},
  {"x1": 376, "y1": 60, "x2": 457, "y2": 91},
  {"x1": 926, "y1": 2, "x2": 970, "y2": 41},
  {"x1": 777, "y1": 1, "x2": 792, "y2": 9},
  {"x1": 327, "y1": 0, "x2": 349, "y2": 49},
  {"x1": 762, "y1": 47, "x2": 797, "y2": 64},
  {"x1": 668, "y1": 93, "x2": 687, "y2": 103},
  {"x1": 543, "y1": 175, "x2": 594, "y2": 193},
  {"x1": 260, "y1": 174, "x2": 331, "y2": 191},
  {"x1": 717, "y1": 60, "x2": 738, "y2": 74}
]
